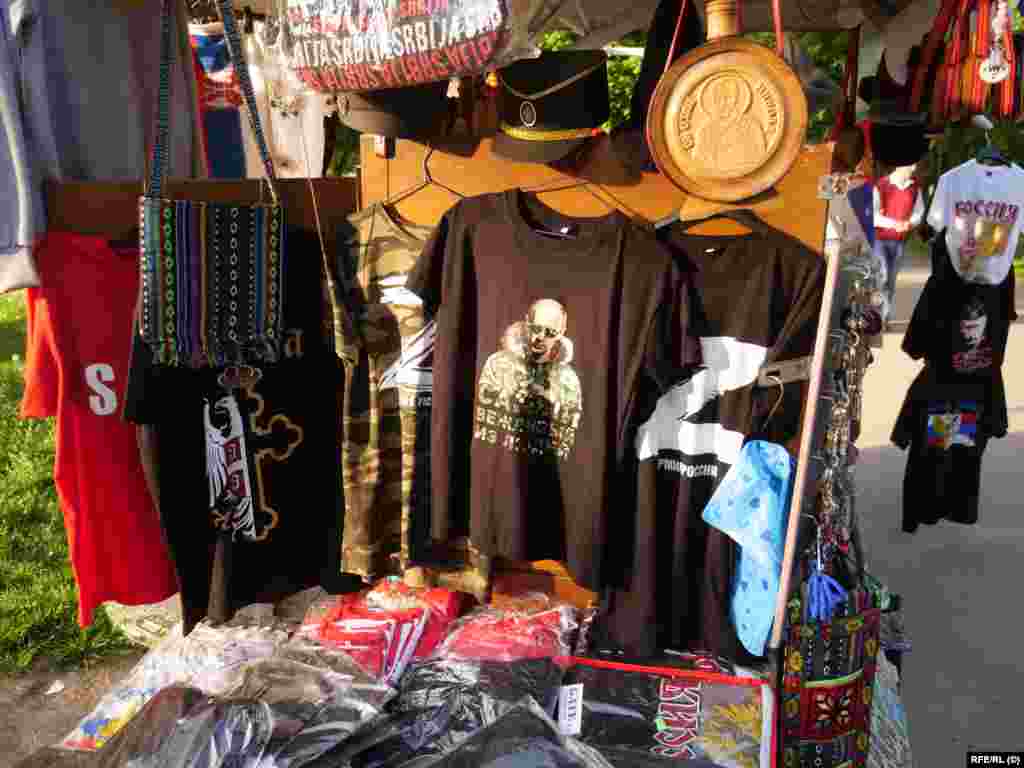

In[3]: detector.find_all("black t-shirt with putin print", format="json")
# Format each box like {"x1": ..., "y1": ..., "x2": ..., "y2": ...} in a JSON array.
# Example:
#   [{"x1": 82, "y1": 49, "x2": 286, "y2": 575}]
[
  {"x1": 904, "y1": 234, "x2": 1015, "y2": 378},
  {"x1": 407, "y1": 189, "x2": 702, "y2": 592}
]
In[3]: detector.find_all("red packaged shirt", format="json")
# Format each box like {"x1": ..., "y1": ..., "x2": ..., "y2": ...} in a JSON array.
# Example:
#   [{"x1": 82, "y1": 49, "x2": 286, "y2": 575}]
[
  {"x1": 317, "y1": 593, "x2": 427, "y2": 684},
  {"x1": 435, "y1": 605, "x2": 577, "y2": 662},
  {"x1": 315, "y1": 583, "x2": 465, "y2": 683},
  {"x1": 20, "y1": 233, "x2": 178, "y2": 626}
]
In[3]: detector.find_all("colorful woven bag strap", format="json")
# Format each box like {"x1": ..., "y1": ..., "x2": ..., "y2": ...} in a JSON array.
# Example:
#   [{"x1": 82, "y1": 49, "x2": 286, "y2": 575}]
[
  {"x1": 997, "y1": 16, "x2": 1017, "y2": 117},
  {"x1": 943, "y1": 0, "x2": 975, "y2": 119},
  {"x1": 148, "y1": 0, "x2": 279, "y2": 202},
  {"x1": 909, "y1": 0, "x2": 960, "y2": 113},
  {"x1": 970, "y1": 0, "x2": 991, "y2": 113}
]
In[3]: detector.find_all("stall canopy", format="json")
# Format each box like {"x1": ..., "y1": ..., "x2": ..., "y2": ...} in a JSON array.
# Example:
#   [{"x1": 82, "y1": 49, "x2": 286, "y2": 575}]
[{"x1": 243, "y1": 0, "x2": 920, "y2": 45}]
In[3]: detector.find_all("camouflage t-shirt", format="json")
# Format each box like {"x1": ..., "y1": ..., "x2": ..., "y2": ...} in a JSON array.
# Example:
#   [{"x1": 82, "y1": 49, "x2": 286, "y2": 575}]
[{"x1": 337, "y1": 204, "x2": 434, "y2": 579}]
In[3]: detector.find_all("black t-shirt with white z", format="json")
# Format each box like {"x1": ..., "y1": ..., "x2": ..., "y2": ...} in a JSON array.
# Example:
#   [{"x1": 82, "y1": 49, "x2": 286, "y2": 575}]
[{"x1": 600, "y1": 218, "x2": 824, "y2": 660}]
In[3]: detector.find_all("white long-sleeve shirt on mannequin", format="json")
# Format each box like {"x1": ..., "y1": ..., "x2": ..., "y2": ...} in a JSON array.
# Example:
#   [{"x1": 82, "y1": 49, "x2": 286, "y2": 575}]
[{"x1": 243, "y1": 21, "x2": 331, "y2": 179}]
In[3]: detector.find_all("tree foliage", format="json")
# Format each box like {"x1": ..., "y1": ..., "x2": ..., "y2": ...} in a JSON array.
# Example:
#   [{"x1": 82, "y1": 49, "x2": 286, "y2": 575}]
[
  {"x1": 541, "y1": 29, "x2": 848, "y2": 140},
  {"x1": 328, "y1": 120, "x2": 362, "y2": 178},
  {"x1": 920, "y1": 118, "x2": 1024, "y2": 194}
]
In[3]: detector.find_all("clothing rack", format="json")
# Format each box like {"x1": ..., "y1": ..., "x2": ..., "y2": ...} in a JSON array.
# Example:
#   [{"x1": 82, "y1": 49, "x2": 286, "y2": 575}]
[
  {"x1": 355, "y1": 132, "x2": 838, "y2": 626},
  {"x1": 46, "y1": 129, "x2": 837, "y2": 644}
]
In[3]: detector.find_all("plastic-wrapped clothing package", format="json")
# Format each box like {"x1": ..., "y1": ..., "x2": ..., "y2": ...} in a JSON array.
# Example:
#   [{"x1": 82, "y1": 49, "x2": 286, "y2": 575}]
[
  {"x1": 308, "y1": 581, "x2": 466, "y2": 684},
  {"x1": 274, "y1": 639, "x2": 384, "y2": 684},
  {"x1": 42, "y1": 657, "x2": 393, "y2": 768},
  {"x1": 222, "y1": 657, "x2": 394, "y2": 767},
  {"x1": 302, "y1": 656, "x2": 566, "y2": 768},
  {"x1": 399, "y1": 698, "x2": 616, "y2": 768},
  {"x1": 562, "y1": 659, "x2": 774, "y2": 768},
  {"x1": 396, "y1": 657, "x2": 565, "y2": 716},
  {"x1": 62, "y1": 623, "x2": 291, "y2": 751},
  {"x1": 430, "y1": 595, "x2": 579, "y2": 662},
  {"x1": 66, "y1": 685, "x2": 274, "y2": 768},
  {"x1": 867, "y1": 651, "x2": 913, "y2": 768},
  {"x1": 15, "y1": 688, "x2": 210, "y2": 768}
]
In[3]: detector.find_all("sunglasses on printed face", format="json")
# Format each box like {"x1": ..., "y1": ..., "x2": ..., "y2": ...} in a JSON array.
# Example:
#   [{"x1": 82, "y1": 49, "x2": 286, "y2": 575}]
[{"x1": 527, "y1": 324, "x2": 561, "y2": 339}]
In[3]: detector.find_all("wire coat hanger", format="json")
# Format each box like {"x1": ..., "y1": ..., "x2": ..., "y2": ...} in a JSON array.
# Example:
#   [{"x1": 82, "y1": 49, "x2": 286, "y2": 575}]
[
  {"x1": 381, "y1": 144, "x2": 466, "y2": 208},
  {"x1": 677, "y1": 207, "x2": 769, "y2": 233},
  {"x1": 762, "y1": 374, "x2": 785, "y2": 430},
  {"x1": 657, "y1": 207, "x2": 770, "y2": 234},
  {"x1": 972, "y1": 114, "x2": 1008, "y2": 166}
]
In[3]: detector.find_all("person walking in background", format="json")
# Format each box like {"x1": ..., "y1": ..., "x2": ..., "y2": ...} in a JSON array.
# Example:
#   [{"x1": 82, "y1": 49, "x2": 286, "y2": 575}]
[{"x1": 874, "y1": 163, "x2": 925, "y2": 321}]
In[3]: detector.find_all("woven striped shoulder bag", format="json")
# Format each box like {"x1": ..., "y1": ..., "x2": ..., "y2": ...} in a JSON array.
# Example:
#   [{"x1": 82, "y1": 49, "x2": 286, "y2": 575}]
[{"x1": 140, "y1": 0, "x2": 285, "y2": 369}]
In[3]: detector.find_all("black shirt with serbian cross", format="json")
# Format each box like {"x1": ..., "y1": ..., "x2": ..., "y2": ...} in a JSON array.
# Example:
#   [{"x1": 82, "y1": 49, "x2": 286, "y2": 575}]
[{"x1": 124, "y1": 229, "x2": 351, "y2": 632}]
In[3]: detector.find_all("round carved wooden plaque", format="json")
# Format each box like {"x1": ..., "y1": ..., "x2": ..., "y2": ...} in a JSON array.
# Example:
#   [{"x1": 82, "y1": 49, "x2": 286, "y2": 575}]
[{"x1": 647, "y1": 39, "x2": 808, "y2": 202}]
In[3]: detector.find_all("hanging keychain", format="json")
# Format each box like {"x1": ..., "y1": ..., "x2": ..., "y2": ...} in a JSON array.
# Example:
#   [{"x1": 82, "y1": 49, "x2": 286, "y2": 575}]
[
  {"x1": 807, "y1": 512, "x2": 848, "y2": 622},
  {"x1": 806, "y1": 370, "x2": 852, "y2": 622}
]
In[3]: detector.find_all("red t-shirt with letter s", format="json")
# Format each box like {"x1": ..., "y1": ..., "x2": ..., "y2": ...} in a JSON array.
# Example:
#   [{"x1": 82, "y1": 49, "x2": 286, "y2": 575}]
[{"x1": 21, "y1": 233, "x2": 178, "y2": 627}]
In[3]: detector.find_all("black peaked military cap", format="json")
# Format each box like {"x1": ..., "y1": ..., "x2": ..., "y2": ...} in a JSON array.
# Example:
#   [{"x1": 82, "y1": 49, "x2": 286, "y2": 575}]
[
  {"x1": 494, "y1": 50, "x2": 610, "y2": 164},
  {"x1": 869, "y1": 99, "x2": 929, "y2": 168}
]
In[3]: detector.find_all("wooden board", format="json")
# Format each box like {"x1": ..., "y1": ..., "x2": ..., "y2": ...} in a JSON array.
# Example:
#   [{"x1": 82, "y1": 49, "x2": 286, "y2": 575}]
[
  {"x1": 45, "y1": 178, "x2": 360, "y2": 248},
  {"x1": 359, "y1": 135, "x2": 832, "y2": 252}
]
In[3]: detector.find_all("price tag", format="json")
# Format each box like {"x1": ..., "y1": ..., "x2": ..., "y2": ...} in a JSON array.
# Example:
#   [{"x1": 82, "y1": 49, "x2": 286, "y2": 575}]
[{"x1": 558, "y1": 684, "x2": 584, "y2": 736}]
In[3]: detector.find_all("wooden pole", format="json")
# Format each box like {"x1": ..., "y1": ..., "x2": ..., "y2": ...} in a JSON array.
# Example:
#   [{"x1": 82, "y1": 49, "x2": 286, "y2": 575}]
[{"x1": 768, "y1": 201, "x2": 841, "y2": 650}]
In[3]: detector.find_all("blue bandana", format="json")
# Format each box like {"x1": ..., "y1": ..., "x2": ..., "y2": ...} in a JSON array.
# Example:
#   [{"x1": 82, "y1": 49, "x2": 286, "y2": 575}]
[{"x1": 702, "y1": 440, "x2": 795, "y2": 656}]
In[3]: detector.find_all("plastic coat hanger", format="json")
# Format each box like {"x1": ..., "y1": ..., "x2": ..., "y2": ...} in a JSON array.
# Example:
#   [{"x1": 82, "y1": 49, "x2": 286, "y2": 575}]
[
  {"x1": 972, "y1": 114, "x2": 1009, "y2": 166},
  {"x1": 977, "y1": 142, "x2": 1009, "y2": 166}
]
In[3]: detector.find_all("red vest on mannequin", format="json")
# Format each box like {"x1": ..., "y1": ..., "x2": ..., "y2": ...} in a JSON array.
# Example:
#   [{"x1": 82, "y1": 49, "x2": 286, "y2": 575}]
[{"x1": 876, "y1": 175, "x2": 919, "y2": 240}]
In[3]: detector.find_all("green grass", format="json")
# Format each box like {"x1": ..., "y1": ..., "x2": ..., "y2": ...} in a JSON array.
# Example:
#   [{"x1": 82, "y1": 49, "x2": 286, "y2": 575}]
[{"x1": 0, "y1": 294, "x2": 134, "y2": 674}]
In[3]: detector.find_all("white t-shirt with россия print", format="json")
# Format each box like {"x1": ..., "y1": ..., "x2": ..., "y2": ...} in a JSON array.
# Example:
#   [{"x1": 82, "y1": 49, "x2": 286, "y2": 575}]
[{"x1": 927, "y1": 159, "x2": 1024, "y2": 285}]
